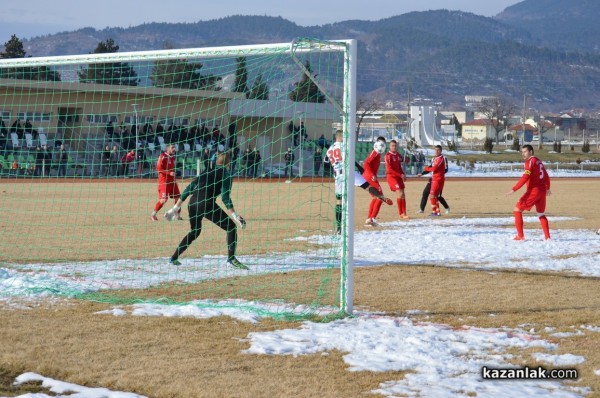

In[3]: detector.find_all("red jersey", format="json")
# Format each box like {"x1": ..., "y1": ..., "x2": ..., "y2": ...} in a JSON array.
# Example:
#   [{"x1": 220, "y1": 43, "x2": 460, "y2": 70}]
[
  {"x1": 122, "y1": 151, "x2": 135, "y2": 163},
  {"x1": 362, "y1": 150, "x2": 381, "y2": 181},
  {"x1": 423, "y1": 155, "x2": 446, "y2": 183},
  {"x1": 156, "y1": 151, "x2": 176, "y2": 184},
  {"x1": 385, "y1": 151, "x2": 404, "y2": 179},
  {"x1": 512, "y1": 156, "x2": 550, "y2": 192}
]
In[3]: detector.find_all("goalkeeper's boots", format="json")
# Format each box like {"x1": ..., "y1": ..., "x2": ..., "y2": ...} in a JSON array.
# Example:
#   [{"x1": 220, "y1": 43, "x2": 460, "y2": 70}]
[
  {"x1": 169, "y1": 258, "x2": 182, "y2": 266},
  {"x1": 227, "y1": 256, "x2": 249, "y2": 270}
]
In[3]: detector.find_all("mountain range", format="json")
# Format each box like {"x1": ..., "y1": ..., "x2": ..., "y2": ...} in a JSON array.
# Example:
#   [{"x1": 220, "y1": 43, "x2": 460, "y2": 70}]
[{"x1": 14, "y1": 0, "x2": 600, "y2": 113}]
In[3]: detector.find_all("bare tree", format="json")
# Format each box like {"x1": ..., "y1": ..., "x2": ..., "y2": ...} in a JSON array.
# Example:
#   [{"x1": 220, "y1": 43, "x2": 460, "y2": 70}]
[
  {"x1": 537, "y1": 116, "x2": 553, "y2": 149},
  {"x1": 356, "y1": 97, "x2": 381, "y2": 141},
  {"x1": 477, "y1": 96, "x2": 517, "y2": 144}
]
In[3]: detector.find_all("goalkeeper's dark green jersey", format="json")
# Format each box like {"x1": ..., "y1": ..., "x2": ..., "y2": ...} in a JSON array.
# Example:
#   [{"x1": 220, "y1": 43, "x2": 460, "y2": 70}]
[{"x1": 180, "y1": 165, "x2": 234, "y2": 209}]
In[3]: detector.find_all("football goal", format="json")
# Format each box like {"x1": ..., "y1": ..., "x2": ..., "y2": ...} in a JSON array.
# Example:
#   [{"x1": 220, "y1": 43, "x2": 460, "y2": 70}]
[{"x1": 0, "y1": 38, "x2": 357, "y2": 319}]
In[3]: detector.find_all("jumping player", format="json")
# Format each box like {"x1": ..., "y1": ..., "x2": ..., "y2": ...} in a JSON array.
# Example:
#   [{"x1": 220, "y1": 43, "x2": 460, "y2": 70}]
[
  {"x1": 420, "y1": 145, "x2": 445, "y2": 216},
  {"x1": 150, "y1": 143, "x2": 181, "y2": 221},
  {"x1": 325, "y1": 130, "x2": 391, "y2": 234},
  {"x1": 506, "y1": 144, "x2": 551, "y2": 240},
  {"x1": 385, "y1": 140, "x2": 408, "y2": 219},
  {"x1": 362, "y1": 136, "x2": 388, "y2": 226}
]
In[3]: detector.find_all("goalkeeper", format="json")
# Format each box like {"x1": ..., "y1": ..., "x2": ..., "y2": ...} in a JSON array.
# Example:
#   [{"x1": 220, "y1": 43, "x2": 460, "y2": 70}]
[{"x1": 165, "y1": 151, "x2": 248, "y2": 269}]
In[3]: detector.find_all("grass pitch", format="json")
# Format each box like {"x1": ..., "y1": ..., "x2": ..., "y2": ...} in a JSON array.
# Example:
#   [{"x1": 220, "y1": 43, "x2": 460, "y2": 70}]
[{"x1": 1, "y1": 178, "x2": 599, "y2": 397}]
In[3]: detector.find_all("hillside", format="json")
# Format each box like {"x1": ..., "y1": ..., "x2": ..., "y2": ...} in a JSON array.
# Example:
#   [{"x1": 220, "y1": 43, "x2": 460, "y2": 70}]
[
  {"x1": 496, "y1": 0, "x2": 600, "y2": 53},
  {"x1": 11, "y1": 2, "x2": 600, "y2": 112}
]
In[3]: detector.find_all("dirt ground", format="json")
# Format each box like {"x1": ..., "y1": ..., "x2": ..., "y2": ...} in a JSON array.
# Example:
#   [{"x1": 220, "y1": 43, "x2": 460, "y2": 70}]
[{"x1": 1, "y1": 178, "x2": 599, "y2": 397}]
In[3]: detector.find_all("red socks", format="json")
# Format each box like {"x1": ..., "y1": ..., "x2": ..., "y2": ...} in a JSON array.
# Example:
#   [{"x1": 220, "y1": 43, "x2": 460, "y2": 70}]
[
  {"x1": 396, "y1": 198, "x2": 406, "y2": 215},
  {"x1": 513, "y1": 212, "x2": 550, "y2": 240},
  {"x1": 430, "y1": 197, "x2": 439, "y2": 214},
  {"x1": 514, "y1": 211, "x2": 524, "y2": 238},
  {"x1": 539, "y1": 215, "x2": 550, "y2": 240},
  {"x1": 397, "y1": 198, "x2": 407, "y2": 216},
  {"x1": 368, "y1": 199, "x2": 375, "y2": 219},
  {"x1": 154, "y1": 201, "x2": 164, "y2": 212},
  {"x1": 372, "y1": 198, "x2": 383, "y2": 219}
]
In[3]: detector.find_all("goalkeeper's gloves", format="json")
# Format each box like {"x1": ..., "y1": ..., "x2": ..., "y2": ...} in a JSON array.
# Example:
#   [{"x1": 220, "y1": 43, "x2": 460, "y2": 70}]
[
  {"x1": 164, "y1": 205, "x2": 181, "y2": 222},
  {"x1": 231, "y1": 212, "x2": 246, "y2": 229}
]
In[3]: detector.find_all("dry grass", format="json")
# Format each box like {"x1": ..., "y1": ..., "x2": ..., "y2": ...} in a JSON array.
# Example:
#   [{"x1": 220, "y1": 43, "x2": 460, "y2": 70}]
[{"x1": 1, "y1": 178, "x2": 600, "y2": 397}]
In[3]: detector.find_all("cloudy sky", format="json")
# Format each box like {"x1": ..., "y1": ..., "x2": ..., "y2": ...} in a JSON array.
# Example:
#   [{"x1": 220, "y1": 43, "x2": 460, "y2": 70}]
[{"x1": 1, "y1": 0, "x2": 520, "y2": 40}]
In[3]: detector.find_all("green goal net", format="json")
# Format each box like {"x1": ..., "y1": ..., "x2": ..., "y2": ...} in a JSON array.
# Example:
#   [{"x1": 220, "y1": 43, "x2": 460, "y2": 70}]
[{"x1": 0, "y1": 38, "x2": 357, "y2": 320}]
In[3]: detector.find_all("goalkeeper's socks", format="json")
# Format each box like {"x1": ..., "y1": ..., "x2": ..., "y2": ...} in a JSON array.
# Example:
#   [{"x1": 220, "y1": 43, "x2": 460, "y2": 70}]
[{"x1": 335, "y1": 204, "x2": 342, "y2": 232}]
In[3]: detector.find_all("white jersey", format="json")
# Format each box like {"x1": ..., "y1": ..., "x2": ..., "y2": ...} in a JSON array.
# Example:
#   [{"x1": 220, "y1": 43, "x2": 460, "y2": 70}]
[
  {"x1": 326, "y1": 141, "x2": 367, "y2": 194},
  {"x1": 326, "y1": 141, "x2": 344, "y2": 178}
]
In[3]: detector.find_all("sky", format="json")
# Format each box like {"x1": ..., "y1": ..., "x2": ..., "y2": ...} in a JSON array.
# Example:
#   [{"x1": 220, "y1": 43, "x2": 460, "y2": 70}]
[
  {"x1": 2, "y1": 162, "x2": 600, "y2": 397},
  {"x1": 0, "y1": 0, "x2": 521, "y2": 40}
]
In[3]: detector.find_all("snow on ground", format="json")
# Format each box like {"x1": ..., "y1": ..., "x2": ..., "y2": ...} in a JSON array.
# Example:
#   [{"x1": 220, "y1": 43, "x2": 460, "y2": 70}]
[
  {"x1": 3, "y1": 172, "x2": 600, "y2": 397},
  {"x1": 12, "y1": 372, "x2": 146, "y2": 397},
  {"x1": 9, "y1": 307, "x2": 594, "y2": 398},
  {"x1": 1, "y1": 216, "x2": 599, "y2": 300}
]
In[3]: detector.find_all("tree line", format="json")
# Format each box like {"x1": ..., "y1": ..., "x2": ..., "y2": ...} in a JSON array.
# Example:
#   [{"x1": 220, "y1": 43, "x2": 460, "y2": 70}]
[{"x1": 0, "y1": 35, "x2": 326, "y2": 103}]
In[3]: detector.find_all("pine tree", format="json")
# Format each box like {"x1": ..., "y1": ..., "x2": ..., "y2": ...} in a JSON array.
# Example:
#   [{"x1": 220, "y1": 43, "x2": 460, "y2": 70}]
[
  {"x1": 78, "y1": 39, "x2": 139, "y2": 86},
  {"x1": 1, "y1": 34, "x2": 26, "y2": 58},
  {"x1": 289, "y1": 61, "x2": 326, "y2": 103},
  {"x1": 233, "y1": 57, "x2": 249, "y2": 95},
  {"x1": 0, "y1": 34, "x2": 61, "y2": 81},
  {"x1": 248, "y1": 73, "x2": 269, "y2": 100},
  {"x1": 582, "y1": 139, "x2": 590, "y2": 153},
  {"x1": 150, "y1": 59, "x2": 221, "y2": 90}
]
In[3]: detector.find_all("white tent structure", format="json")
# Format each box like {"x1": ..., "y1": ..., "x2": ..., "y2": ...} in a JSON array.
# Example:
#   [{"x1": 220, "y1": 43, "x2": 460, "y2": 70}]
[{"x1": 409, "y1": 105, "x2": 455, "y2": 146}]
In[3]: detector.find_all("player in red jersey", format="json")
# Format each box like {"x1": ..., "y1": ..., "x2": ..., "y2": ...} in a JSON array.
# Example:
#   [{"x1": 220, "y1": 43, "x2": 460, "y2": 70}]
[
  {"x1": 150, "y1": 143, "x2": 181, "y2": 221},
  {"x1": 363, "y1": 137, "x2": 387, "y2": 226},
  {"x1": 506, "y1": 144, "x2": 551, "y2": 240},
  {"x1": 385, "y1": 140, "x2": 409, "y2": 219},
  {"x1": 420, "y1": 145, "x2": 445, "y2": 216},
  {"x1": 325, "y1": 131, "x2": 392, "y2": 234}
]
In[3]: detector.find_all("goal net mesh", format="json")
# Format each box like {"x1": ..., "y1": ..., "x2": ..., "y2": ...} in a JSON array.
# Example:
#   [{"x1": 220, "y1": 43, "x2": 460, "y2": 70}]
[{"x1": 0, "y1": 38, "x2": 354, "y2": 320}]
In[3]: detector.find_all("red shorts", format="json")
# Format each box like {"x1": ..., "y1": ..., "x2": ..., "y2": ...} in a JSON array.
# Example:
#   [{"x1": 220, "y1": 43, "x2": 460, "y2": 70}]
[
  {"x1": 158, "y1": 182, "x2": 180, "y2": 200},
  {"x1": 430, "y1": 180, "x2": 445, "y2": 197},
  {"x1": 387, "y1": 177, "x2": 405, "y2": 191},
  {"x1": 516, "y1": 188, "x2": 547, "y2": 213}
]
